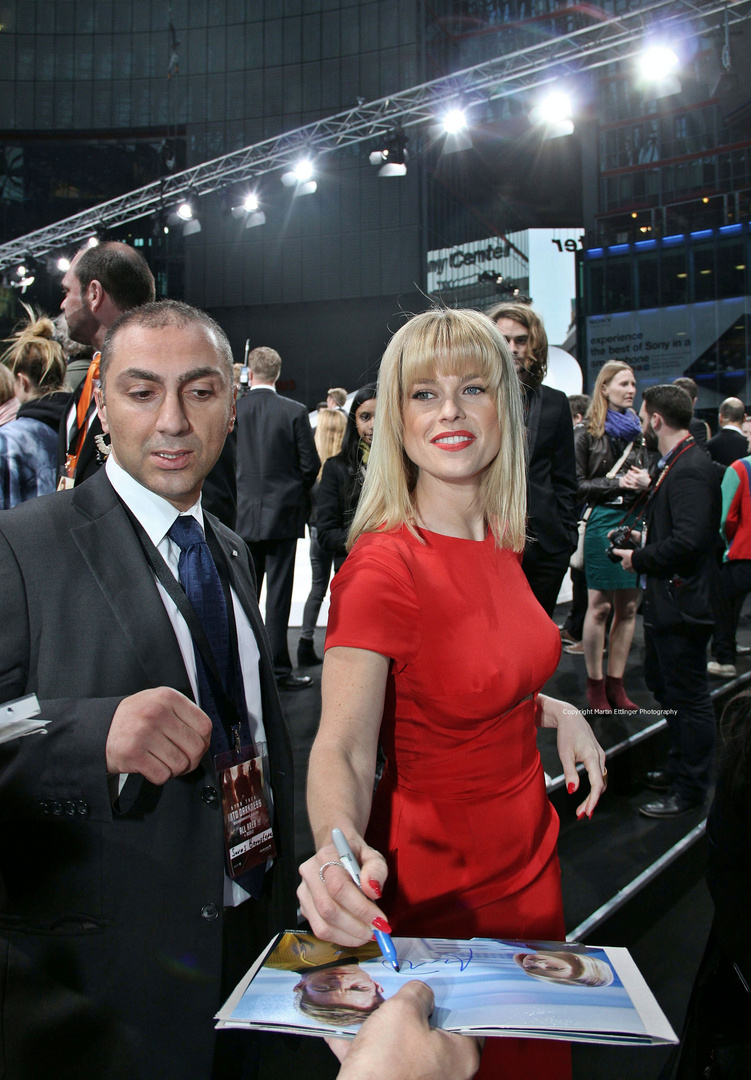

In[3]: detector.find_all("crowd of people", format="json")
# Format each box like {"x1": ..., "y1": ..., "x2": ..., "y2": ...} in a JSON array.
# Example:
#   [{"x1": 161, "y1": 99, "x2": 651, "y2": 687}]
[{"x1": 0, "y1": 238, "x2": 747, "y2": 1078}]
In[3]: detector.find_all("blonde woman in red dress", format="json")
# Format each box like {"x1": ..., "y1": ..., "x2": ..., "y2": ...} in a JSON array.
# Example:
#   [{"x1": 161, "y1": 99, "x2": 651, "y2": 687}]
[{"x1": 298, "y1": 307, "x2": 606, "y2": 1079}]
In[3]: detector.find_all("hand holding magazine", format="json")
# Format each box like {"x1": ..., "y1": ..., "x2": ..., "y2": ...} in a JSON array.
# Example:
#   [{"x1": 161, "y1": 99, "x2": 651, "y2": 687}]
[{"x1": 216, "y1": 931, "x2": 677, "y2": 1047}]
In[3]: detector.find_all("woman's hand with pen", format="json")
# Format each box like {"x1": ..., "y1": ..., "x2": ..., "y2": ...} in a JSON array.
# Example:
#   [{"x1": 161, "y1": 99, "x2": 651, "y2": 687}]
[{"x1": 298, "y1": 830, "x2": 391, "y2": 948}]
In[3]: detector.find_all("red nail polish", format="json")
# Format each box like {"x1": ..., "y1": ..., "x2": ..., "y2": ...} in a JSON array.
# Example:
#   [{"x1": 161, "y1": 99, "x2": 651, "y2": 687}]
[
  {"x1": 588, "y1": 811, "x2": 593, "y2": 820},
  {"x1": 370, "y1": 933, "x2": 377, "y2": 941},
  {"x1": 577, "y1": 811, "x2": 585, "y2": 821},
  {"x1": 368, "y1": 879, "x2": 382, "y2": 898},
  {"x1": 372, "y1": 916, "x2": 392, "y2": 934},
  {"x1": 567, "y1": 782, "x2": 576, "y2": 794}
]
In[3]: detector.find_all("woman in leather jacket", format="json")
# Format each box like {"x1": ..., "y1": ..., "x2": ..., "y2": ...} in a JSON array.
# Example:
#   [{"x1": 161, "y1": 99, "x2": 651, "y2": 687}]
[{"x1": 575, "y1": 361, "x2": 652, "y2": 713}]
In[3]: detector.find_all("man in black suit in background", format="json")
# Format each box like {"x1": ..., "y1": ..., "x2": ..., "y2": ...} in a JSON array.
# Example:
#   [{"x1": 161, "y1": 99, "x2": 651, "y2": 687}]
[
  {"x1": 236, "y1": 346, "x2": 320, "y2": 689},
  {"x1": 0, "y1": 301, "x2": 298, "y2": 1079},
  {"x1": 613, "y1": 384, "x2": 721, "y2": 818},
  {"x1": 707, "y1": 397, "x2": 748, "y2": 468},
  {"x1": 489, "y1": 301, "x2": 578, "y2": 616}
]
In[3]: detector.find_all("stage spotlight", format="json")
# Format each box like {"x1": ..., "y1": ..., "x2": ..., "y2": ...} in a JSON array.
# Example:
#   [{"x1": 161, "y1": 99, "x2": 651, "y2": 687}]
[
  {"x1": 87, "y1": 235, "x2": 99, "y2": 248},
  {"x1": 529, "y1": 91, "x2": 574, "y2": 137},
  {"x1": 638, "y1": 45, "x2": 679, "y2": 80},
  {"x1": 293, "y1": 159, "x2": 313, "y2": 183},
  {"x1": 57, "y1": 257, "x2": 71, "y2": 272},
  {"x1": 371, "y1": 132, "x2": 408, "y2": 177},
  {"x1": 439, "y1": 108, "x2": 472, "y2": 153},
  {"x1": 292, "y1": 180, "x2": 317, "y2": 197},
  {"x1": 243, "y1": 193, "x2": 259, "y2": 212},
  {"x1": 442, "y1": 108, "x2": 467, "y2": 135},
  {"x1": 281, "y1": 159, "x2": 315, "y2": 188},
  {"x1": 638, "y1": 45, "x2": 681, "y2": 97},
  {"x1": 12, "y1": 259, "x2": 35, "y2": 293},
  {"x1": 177, "y1": 201, "x2": 194, "y2": 221}
]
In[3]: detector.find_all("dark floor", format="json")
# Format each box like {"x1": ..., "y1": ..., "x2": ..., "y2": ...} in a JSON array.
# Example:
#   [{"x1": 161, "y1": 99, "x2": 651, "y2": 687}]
[{"x1": 273, "y1": 600, "x2": 750, "y2": 1079}]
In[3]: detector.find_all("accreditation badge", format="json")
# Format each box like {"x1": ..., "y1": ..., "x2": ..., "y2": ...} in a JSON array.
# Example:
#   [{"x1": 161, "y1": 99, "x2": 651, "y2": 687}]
[{"x1": 215, "y1": 745, "x2": 276, "y2": 878}]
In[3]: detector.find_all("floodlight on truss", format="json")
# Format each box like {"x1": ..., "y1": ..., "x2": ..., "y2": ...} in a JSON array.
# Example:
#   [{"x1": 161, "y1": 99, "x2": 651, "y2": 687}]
[{"x1": 1, "y1": 0, "x2": 749, "y2": 270}]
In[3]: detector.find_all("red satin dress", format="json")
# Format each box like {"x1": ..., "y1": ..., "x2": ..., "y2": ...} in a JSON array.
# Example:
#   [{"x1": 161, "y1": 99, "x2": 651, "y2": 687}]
[{"x1": 325, "y1": 526, "x2": 571, "y2": 1079}]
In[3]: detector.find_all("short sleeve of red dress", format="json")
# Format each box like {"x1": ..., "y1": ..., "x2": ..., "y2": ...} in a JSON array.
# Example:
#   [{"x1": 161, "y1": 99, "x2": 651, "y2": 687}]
[{"x1": 325, "y1": 530, "x2": 420, "y2": 670}]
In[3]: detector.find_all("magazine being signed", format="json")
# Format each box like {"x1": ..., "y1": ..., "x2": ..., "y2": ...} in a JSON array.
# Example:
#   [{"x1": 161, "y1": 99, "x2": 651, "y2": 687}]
[{"x1": 216, "y1": 932, "x2": 676, "y2": 1047}]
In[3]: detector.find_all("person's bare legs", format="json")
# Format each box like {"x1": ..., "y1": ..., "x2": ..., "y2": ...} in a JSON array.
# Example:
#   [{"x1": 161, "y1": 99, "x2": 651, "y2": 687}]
[
  {"x1": 605, "y1": 588, "x2": 641, "y2": 710},
  {"x1": 583, "y1": 589, "x2": 612, "y2": 681},
  {"x1": 607, "y1": 589, "x2": 641, "y2": 678}
]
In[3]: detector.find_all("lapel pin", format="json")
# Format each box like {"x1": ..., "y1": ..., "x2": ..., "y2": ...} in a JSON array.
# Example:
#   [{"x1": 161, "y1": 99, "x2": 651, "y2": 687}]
[{"x1": 231, "y1": 549, "x2": 239, "y2": 557}]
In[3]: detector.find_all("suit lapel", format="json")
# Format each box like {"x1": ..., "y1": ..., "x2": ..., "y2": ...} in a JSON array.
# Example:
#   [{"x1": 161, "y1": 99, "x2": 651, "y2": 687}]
[{"x1": 70, "y1": 472, "x2": 192, "y2": 694}]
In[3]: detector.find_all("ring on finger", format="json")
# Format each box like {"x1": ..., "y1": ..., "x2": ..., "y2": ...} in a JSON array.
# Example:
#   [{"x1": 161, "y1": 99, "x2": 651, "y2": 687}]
[{"x1": 319, "y1": 860, "x2": 346, "y2": 884}]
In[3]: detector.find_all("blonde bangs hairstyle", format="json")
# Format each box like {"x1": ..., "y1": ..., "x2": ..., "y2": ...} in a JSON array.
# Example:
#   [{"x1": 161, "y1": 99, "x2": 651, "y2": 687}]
[
  {"x1": 586, "y1": 360, "x2": 635, "y2": 439},
  {"x1": 349, "y1": 307, "x2": 527, "y2": 551}
]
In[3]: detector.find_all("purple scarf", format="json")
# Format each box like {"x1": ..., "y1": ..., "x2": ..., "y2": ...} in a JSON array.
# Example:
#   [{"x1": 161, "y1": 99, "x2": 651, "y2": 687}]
[{"x1": 604, "y1": 408, "x2": 641, "y2": 442}]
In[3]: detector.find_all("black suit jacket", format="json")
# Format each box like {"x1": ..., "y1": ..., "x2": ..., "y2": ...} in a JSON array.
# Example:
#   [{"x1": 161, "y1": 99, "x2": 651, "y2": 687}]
[
  {"x1": 707, "y1": 427, "x2": 749, "y2": 468},
  {"x1": 235, "y1": 389, "x2": 320, "y2": 541},
  {"x1": 0, "y1": 471, "x2": 296, "y2": 1079},
  {"x1": 525, "y1": 384, "x2": 579, "y2": 556},
  {"x1": 631, "y1": 440, "x2": 721, "y2": 632}
]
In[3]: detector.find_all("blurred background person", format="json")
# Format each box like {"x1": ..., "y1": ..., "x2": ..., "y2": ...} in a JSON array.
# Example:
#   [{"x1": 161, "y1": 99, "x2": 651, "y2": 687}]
[
  {"x1": 53, "y1": 312, "x2": 93, "y2": 392},
  {"x1": 575, "y1": 361, "x2": 651, "y2": 713},
  {"x1": 708, "y1": 397, "x2": 748, "y2": 469},
  {"x1": 707, "y1": 445, "x2": 751, "y2": 679},
  {"x1": 298, "y1": 407, "x2": 348, "y2": 667},
  {"x1": 316, "y1": 384, "x2": 377, "y2": 565},
  {"x1": 0, "y1": 306, "x2": 69, "y2": 509},
  {"x1": 673, "y1": 376, "x2": 709, "y2": 448},
  {"x1": 488, "y1": 301, "x2": 578, "y2": 618},
  {"x1": 235, "y1": 345, "x2": 320, "y2": 689},
  {"x1": 742, "y1": 413, "x2": 751, "y2": 452},
  {"x1": 0, "y1": 362, "x2": 18, "y2": 427},
  {"x1": 327, "y1": 386, "x2": 348, "y2": 411},
  {"x1": 560, "y1": 393, "x2": 591, "y2": 655}
]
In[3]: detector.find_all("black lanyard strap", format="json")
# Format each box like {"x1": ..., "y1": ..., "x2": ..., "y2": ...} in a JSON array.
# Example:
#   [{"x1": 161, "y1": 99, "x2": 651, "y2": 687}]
[{"x1": 118, "y1": 500, "x2": 252, "y2": 751}]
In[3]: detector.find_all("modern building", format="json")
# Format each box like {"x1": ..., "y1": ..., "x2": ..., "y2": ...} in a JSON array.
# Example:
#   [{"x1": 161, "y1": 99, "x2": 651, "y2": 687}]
[{"x1": 0, "y1": 1, "x2": 748, "y2": 410}]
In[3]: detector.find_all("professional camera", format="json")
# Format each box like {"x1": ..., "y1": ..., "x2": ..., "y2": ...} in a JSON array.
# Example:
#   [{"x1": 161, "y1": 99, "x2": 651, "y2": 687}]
[{"x1": 606, "y1": 525, "x2": 638, "y2": 563}]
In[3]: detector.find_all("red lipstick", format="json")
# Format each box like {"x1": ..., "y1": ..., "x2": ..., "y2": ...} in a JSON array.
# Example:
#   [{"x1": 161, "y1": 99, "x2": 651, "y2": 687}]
[{"x1": 430, "y1": 430, "x2": 476, "y2": 451}]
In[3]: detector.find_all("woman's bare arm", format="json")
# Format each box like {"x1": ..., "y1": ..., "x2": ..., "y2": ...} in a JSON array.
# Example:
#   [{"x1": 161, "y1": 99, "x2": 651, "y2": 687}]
[{"x1": 298, "y1": 645, "x2": 392, "y2": 946}]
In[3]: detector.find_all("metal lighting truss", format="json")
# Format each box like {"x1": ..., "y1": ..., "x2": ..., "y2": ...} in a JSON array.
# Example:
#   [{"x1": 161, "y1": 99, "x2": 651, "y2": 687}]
[{"x1": 0, "y1": 0, "x2": 748, "y2": 272}]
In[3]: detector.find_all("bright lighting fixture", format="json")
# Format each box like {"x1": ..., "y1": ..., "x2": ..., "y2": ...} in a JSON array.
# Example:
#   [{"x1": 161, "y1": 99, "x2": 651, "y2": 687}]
[
  {"x1": 638, "y1": 45, "x2": 679, "y2": 80},
  {"x1": 87, "y1": 236, "x2": 99, "y2": 248},
  {"x1": 177, "y1": 201, "x2": 194, "y2": 221},
  {"x1": 378, "y1": 162, "x2": 407, "y2": 178},
  {"x1": 293, "y1": 160, "x2": 313, "y2": 183},
  {"x1": 57, "y1": 257, "x2": 71, "y2": 272},
  {"x1": 16, "y1": 264, "x2": 26, "y2": 277},
  {"x1": 537, "y1": 91, "x2": 572, "y2": 125},
  {"x1": 243, "y1": 193, "x2": 259, "y2": 212},
  {"x1": 442, "y1": 109, "x2": 467, "y2": 135},
  {"x1": 292, "y1": 180, "x2": 317, "y2": 198}
]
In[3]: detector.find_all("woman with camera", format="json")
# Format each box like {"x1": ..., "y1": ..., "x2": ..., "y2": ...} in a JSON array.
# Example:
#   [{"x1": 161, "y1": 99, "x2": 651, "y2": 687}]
[{"x1": 575, "y1": 360, "x2": 652, "y2": 714}]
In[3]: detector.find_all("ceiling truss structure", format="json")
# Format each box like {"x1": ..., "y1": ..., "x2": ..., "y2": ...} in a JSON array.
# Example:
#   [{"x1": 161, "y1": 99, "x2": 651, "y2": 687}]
[{"x1": 0, "y1": 0, "x2": 748, "y2": 272}]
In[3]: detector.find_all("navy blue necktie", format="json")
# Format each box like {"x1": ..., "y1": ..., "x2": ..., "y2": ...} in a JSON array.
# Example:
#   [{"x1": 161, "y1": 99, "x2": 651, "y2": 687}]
[
  {"x1": 168, "y1": 515, "x2": 243, "y2": 758},
  {"x1": 168, "y1": 515, "x2": 266, "y2": 898}
]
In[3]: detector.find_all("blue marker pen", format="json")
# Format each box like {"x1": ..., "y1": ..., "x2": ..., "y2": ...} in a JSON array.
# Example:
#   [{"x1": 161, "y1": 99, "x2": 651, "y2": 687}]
[{"x1": 331, "y1": 828, "x2": 400, "y2": 973}]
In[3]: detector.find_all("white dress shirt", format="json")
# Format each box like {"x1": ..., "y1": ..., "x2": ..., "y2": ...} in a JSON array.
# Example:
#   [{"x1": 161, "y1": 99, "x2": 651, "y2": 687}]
[{"x1": 106, "y1": 455, "x2": 269, "y2": 904}]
